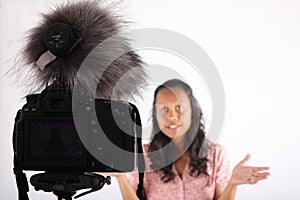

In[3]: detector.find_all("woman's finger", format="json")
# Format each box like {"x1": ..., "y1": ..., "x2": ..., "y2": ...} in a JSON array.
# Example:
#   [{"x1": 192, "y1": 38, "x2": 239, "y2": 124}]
[
  {"x1": 237, "y1": 154, "x2": 251, "y2": 166},
  {"x1": 253, "y1": 167, "x2": 270, "y2": 171}
]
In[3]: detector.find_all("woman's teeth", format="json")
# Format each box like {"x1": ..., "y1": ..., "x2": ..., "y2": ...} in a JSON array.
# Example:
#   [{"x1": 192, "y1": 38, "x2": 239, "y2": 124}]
[{"x1": 168, "y1": 125, "x2": 179, "y2": 129}]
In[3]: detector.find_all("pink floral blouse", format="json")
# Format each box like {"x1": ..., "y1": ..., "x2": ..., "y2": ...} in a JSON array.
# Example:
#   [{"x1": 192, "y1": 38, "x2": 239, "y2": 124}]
[{"x1": 127, "y1": 143, "x2": 231, "y2": 200}]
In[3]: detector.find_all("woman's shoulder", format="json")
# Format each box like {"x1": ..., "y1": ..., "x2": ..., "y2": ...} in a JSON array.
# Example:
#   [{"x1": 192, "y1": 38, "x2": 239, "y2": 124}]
[
  {"x1": 204, "y1": 141, "x2": 228, "y2": 161},
  {"x1": 205, "y1": 140, "x2": 226, "y2": 151},
  {"x1": 212, "y1": 143, "x2": 226, "y2": 152}
]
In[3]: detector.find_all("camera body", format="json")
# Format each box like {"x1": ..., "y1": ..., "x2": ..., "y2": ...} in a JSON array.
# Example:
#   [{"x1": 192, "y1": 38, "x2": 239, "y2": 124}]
[{"x1": 14, "y1": 81, "x2": 138, "y2": 172}]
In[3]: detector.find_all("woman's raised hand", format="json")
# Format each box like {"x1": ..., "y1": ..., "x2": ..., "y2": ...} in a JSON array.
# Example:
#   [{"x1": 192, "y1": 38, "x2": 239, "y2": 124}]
[{"x1": 229, "y1": 154, "x2": 270, "y2": 185}]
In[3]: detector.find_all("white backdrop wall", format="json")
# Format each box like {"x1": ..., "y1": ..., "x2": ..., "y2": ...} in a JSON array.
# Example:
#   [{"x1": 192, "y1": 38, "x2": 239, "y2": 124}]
[{"x1": 1, "y1": 0, "x2": 299, "y2": 199}]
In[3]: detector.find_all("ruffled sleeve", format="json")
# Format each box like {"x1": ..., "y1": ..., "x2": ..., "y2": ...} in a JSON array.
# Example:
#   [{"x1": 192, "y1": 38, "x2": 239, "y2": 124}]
[{"x1": 214, "y1": 144, "x2": 231, "y2": 187}]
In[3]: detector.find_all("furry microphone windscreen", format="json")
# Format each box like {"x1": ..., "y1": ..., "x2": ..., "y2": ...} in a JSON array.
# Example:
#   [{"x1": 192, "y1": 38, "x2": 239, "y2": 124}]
[{"x1": 16, "y1": 0, "x2": 146, "y2": 100}]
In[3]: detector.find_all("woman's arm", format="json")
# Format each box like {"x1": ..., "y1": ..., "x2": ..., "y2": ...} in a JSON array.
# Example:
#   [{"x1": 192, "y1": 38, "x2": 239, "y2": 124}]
[
  {"x1": 214, "y1": 185, "x2": 237, "y2": 200},
  {"x1": 116, "y1": 174, "x2": 139, "y2": 200},
  {"x1": 214, "y1": 154, "x2": 270, "y2": 200},
  {"x1": 98, "y1": 173, "x2": 139, "y2": 200}
]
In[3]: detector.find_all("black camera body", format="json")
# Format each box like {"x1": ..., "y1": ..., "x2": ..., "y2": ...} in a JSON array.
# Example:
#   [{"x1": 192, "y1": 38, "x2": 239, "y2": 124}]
[{"x1": 13, "y1": 81, "x2": 139, "y2": 172}]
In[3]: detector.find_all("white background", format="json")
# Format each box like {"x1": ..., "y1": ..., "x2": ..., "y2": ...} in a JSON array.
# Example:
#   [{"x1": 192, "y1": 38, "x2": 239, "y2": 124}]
[{"x1": 1, "y1": 0, "x2": 299, "y2": 199}]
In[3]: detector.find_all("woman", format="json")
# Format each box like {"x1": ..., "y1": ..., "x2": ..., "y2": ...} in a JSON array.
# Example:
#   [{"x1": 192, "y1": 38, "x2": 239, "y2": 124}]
[{"x1": 109, "y1": 79, "x2": 270, "y2": 200}]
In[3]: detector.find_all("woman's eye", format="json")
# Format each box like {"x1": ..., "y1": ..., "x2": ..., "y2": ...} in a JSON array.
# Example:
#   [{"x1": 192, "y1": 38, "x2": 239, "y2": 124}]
[
  {"x1": 162, "y1": 107, "x2": 168, "y2": 113},
  {"x1": 176, "y1": 106, "x2": 183, "y2": 111},
  {"x1": 155, "y1": 105, "x2": 168, "y2": 115}
]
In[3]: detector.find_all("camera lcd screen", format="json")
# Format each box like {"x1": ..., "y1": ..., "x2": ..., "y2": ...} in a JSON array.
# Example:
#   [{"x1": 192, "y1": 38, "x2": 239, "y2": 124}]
[{"x1": 29, "y1": 119, "x2": 85, "y2": 161}]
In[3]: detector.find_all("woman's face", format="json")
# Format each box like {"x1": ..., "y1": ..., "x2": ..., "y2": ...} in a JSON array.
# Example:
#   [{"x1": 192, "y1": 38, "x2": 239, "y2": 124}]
[{"x1": 155, "y1": 87, "x2": 192, "y2": 139}]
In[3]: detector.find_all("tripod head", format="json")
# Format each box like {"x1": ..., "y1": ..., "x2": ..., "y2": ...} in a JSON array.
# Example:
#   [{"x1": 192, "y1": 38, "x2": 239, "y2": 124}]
[{"x1": 30, "y1": 172, "x2": 111, "y2": 200}]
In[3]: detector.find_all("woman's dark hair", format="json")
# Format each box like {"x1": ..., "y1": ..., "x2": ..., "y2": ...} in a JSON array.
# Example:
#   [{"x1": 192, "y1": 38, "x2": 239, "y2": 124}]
[{"x1": 148, "y1": 79, "x2": 208, "y2": 182}]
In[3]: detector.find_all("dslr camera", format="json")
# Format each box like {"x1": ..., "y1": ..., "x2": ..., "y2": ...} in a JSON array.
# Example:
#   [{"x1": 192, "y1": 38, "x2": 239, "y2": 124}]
[
  {"x1": 13, "y1": 81, "x2": 140, "y2": 172},
  {"x1": 12, "y1": 2, "x2": 146, "y2": 199}
]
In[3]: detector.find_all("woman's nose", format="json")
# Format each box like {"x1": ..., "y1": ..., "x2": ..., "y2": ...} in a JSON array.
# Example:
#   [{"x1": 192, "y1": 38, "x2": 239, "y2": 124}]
[{"x1": 167, "y1": 109, "x2": 178, "y2": 121}]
